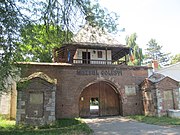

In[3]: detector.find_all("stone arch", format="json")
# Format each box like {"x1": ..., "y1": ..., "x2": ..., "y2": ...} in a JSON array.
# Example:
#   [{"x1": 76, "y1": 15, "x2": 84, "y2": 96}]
[
  {"x1": 78, "y1": 78, "x2": 121, "y2": 96},
  {"x1": 78, "y1": 79, "x2": 122, "y2": 117}
]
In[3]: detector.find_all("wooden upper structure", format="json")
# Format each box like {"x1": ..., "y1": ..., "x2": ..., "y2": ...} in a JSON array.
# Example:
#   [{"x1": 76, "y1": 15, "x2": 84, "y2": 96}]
[{"x1": 53, "y1": 42, "x2": 130, "y2": 65}]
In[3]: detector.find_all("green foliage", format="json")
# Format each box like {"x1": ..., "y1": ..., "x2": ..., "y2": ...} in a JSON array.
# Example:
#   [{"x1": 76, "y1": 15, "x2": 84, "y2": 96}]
[
  {"x1": 127, "y1": 115, "x2": 180, "y2": 126},
  {"x1": 144, "y1": 39, "x2": 170, "y2": 65},
  {"x1": 17, "y1": 81, "x2": 29, "y2": 91},
  {"x1": 0, "y1": 0, "x2": 120, "y2": 92},
  {"x1": 0, "y1": 118, "x2": 93, "y2": 135},
  {"x1": 0, "y1": 118, "x2": 15, "y2": 129},
  {"x1": 84, "y1": 2, "x2": 119, "y2": 33},
  {"x1": 126, "y1": 33, "x2": 144, "y2": 65},
  {"x1": 17, "y1": 24, "x2": 73, "y2": 62},
  {"x1": 0, "y1": 0, "x2": 26, "y2": 92},
  {"x1": 171, "y1": 54, "x2": 180, "y2": 64},
  {"x1": 37, "y1": 0, "x2": 120, "y2": 34},
  {"x1": 126, "y1": 33, "x2": 137, "y2": 48}
]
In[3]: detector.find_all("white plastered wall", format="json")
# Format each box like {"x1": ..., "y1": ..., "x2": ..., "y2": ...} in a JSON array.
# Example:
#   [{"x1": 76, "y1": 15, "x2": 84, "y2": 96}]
[{"x1": 73, "y1": 49, "x2": 112, "y2": 64}]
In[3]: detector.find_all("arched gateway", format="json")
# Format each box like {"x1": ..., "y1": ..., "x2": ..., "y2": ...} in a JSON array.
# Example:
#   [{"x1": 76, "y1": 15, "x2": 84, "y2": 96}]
[{"x1": 79, "y1": 81, "x2": 121, "y2": 117}]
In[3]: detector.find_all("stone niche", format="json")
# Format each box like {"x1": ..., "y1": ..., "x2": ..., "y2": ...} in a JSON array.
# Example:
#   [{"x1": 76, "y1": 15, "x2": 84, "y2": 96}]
[
  {"x1": 140, "y1": 73, "x2": 180, "y2": 117},
  {"x1": 16, "y1": 72, "x2": 57, "y2": 125}
]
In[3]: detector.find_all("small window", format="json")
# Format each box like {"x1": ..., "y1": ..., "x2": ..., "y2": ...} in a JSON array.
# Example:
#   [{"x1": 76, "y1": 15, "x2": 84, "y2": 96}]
[
  {"x1": 97, "y1": 51, "x2": 102, "y2": 58},
  {"x1": 28, "y1": 92, "x2": 44, "y2": 118},
  {"x1": 164, "y1": 90, "x2": 173, "y2": 100},
  {"x1": 30, "y1": 92, "x2": 43, "y2": 104},
  {"x1": 125, "y1": 85, "x2": 136, "y2": 96}
]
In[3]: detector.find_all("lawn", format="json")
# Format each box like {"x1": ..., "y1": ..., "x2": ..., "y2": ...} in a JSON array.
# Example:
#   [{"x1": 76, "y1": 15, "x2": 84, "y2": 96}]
[
  {"x1": 127, "y1": 115, "x2": 180, "y2": 126},
  {"x1": 0, "y1": 118, "x2": 93, "y2": 135}
]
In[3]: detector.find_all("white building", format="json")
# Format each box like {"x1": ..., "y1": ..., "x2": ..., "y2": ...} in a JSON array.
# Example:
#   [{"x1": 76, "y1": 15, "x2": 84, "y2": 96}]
[{"x1": 156, "y1": 62, "x2": 180, "y2": 82}]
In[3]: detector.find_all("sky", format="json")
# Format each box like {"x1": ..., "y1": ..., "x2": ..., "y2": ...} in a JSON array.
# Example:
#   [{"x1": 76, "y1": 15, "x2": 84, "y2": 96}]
[{"x1": 99, "y1": 0, "x2": 180, "y2": 55}]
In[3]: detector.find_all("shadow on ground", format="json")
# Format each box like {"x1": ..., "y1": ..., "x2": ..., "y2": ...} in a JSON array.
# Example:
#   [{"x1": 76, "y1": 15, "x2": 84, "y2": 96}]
[{"x1": 83, "y1": 116, "x2": 180, "y2": 135}]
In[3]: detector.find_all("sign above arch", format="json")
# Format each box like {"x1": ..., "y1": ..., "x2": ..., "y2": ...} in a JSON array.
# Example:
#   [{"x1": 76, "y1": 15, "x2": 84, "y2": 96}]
[{"x1": 77, "y1": 69, "x2": 122, "y2": 76}]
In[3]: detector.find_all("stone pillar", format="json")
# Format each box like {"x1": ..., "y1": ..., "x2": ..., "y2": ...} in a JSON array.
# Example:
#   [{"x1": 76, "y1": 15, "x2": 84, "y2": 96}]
[
  {"x1": 156, "y1": 89, "x2": 163, "y2": 117},
  {"x1": 16, "y1": 91, "x2": 26, "y2": 124},
  {"x1": 10, "y1": 81, "x2": 17, "y2": 119}
]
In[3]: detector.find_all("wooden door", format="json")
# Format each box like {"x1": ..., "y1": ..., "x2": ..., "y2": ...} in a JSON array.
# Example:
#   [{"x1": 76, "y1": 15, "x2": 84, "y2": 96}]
[
  {"x1": 79, "y1": 86, "x2": 90, "y2": 117},
  {"x1": 79, "y1": 82, "x2": 120, "y2": 117},
  {"x1": 79, "y1": 83, "x2": 99, "y2": 117},
  {"x1": 163, "y1": 90, "x2": 174, "y2": 110},
  {"x1": 99, "y1": 82, "x2": 119, "y2": 116},
  {"x1": 82, "y1": 52, "x2": 90, "y2": 64}
]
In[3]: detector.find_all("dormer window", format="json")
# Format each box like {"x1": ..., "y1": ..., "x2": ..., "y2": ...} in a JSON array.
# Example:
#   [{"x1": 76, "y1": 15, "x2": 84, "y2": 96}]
[{"x1": 97, "y1": 51, "x2": 102, "y2": 58}]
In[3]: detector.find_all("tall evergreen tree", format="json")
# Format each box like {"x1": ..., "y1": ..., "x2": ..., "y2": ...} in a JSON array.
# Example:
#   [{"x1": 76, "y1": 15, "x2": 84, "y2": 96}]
[
  {"x1": 170, "y1": 54, "x2": 180, "y2": 64},
  {"x1": 144, "y1": 39, "x2": 170, "y2": 65},
  {"x1": 126, "y1": 33, "x2": 144, "y2": 65}
]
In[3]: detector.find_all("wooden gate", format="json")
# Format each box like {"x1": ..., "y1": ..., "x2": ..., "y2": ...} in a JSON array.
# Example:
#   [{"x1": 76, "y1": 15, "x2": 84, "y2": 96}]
[{"x1": 79, "y1": 81, "x2": 120, "y2": 117}]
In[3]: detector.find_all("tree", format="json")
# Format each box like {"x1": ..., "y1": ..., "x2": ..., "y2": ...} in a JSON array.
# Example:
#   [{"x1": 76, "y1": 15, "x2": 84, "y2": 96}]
[
  {"x1": 40, "y1": 0, "x2": 120, "y2": 33},
  {"x1": 0, "y1": 0, "x2": 28, "y2": 92},
  {"x1": 171, "y1": 54, "x2": 180, "y2": 64},
  {"x1": 144, "y1": 39, "x2": 170, "y2": 65},
  {"x1": 0, "y1": 0, "x2": 120, "y2": 92},
  {"x1": 126, "y1": 33, "x2": 144, "y2": 65},
  {"x1": 17, "y1": 24, "x2": 73, "y2": 62}
]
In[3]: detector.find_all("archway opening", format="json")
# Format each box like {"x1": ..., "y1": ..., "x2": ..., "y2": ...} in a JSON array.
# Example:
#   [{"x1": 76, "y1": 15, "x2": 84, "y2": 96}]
[
  {"x1": 79, "y1": 81, "x2": 121, "y2": 117},
  {"x1": 90, "y1": 97, "x2": 99, "y2": 116}
]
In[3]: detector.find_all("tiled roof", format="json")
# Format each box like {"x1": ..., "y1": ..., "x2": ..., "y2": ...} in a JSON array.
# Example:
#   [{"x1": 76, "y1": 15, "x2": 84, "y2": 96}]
[
  {"x1": 63, "y1": 42, "x2": 128, "y2": 49},
  {"x1": 72, "y1": 23, "x2": 121, "y2": 44},
  {"x1": 148, "y1": 73, "x2": 166, "y2": 83}
]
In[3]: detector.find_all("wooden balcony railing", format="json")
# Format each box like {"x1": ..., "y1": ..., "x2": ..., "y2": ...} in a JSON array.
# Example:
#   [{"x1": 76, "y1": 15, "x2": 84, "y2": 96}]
[{"x1": 73, "y1": 59, "x2": 126, "y2": 65}]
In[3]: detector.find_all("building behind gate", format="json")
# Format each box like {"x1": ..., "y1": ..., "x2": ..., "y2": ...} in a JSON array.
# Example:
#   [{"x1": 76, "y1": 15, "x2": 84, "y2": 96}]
[{"x1": 16, "y1": 42, "x2": 152, "y2": 125}]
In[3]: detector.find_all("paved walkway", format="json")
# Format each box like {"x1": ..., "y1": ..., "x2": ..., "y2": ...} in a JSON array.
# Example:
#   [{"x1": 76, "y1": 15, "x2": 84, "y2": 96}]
[{"x1": 83, "y1": 116, "x2": 180, "y2": 135}]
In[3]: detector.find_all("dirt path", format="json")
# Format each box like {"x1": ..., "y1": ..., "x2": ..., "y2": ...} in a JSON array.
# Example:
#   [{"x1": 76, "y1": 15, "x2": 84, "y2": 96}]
[{"x1": 83, "y1": 116, "x2": 180, "y2": 135}]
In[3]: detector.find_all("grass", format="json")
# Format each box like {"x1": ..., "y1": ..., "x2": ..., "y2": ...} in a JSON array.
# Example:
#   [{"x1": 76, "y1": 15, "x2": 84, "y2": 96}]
[
  {"x1": 127, "y1": 115, "x2": 180, "y2": 126},
  {"x1": 0, "y1": 117, "x2": 93, "y2": 135},
  {"x1": 0, "y1": 119, "x2": 15, "y2": 129}
]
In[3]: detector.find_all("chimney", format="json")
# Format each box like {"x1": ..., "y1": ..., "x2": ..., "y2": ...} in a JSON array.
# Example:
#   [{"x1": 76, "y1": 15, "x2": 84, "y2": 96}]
[{"x1": 152, "y1": 60, "x2": 159, "y2": 71}]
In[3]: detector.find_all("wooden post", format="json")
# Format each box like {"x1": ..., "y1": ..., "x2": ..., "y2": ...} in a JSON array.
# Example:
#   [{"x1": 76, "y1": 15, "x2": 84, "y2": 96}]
[
  {"x1": 125, "y1": 52, "x2": 127, "y2": 65},
  {"x1": 86, "y1": 48, "x2": 88, "y2": 64},
  {"x1": 10, "y1": 81, "x2": 17, "y2": 120},
  {"x1": 105, "y1": 48, "x2": 108, "y2": 64}
]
